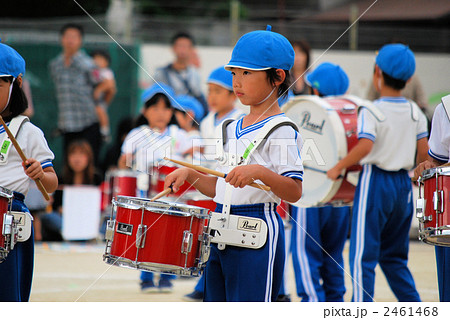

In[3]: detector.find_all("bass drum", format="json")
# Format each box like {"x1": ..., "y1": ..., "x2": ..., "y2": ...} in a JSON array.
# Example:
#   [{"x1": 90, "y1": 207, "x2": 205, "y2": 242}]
[{"x1": 282, "y1": 95, "x2": 364, "y2": 207}]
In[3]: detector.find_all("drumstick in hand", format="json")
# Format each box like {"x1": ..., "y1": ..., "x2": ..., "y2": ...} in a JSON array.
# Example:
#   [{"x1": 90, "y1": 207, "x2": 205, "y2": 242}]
[
  {"x1": 150, "y1": 187, "x2": 172, "y2": 202},
  {"x1": 164, "y1": 157, "x2": 271, "y2": 191},
  {"x1": 0, "y1": 116, "x2": 50, "y2": 201}
]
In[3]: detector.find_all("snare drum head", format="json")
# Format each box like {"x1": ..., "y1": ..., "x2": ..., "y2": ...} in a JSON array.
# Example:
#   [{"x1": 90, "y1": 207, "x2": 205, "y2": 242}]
[{"x1": 282, "y1": 96, "x2": 347, "y2": 207}]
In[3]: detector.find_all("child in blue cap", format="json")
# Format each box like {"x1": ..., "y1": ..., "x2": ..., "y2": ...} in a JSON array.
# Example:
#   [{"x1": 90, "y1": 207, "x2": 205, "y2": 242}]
[
  {"x1": 0, "y1": 42, "x2": 58, "y2": 301},
  {"x1": 164, "y1": 26, "x2": 304, "y2": 301},
  {"x1": 327, "y1": 43, "x2": 428, "y2": 301},
  {"x1": 286, "y1": 61, "x2": 350, "y2": 302}
]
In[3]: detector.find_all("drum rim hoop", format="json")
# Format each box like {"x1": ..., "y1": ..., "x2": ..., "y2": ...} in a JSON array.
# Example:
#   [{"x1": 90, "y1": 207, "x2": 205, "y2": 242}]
[{"x1": 0, "y1": 186, "x2": 13, "y2": 199}]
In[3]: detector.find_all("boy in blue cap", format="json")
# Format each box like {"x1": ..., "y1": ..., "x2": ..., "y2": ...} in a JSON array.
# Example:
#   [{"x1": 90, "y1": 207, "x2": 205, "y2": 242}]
[
  {"x1": 0, "y1": 42, "x2": 58, "y2": 301},
  {"x1": 287, "y1": 62, "x2": 351, "y2": 302},
  {"x1": 327, "y1": 44, "x2": 428, "y2": 301},
  {"x1": 164, "y1": 26, "x2": 303, "y2": 301}
]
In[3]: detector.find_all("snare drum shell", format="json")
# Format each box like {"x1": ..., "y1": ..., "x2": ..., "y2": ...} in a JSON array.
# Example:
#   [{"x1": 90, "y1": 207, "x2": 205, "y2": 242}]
[
  {"x1": 422, "y1": 172, "x2": 450, "y2": 231},
  {"x1": 110, "y1": 199, "x2": 208, "y2": 269},
  {"x1": 0, "y1": 189, "x2": 13, "y2": 251}
]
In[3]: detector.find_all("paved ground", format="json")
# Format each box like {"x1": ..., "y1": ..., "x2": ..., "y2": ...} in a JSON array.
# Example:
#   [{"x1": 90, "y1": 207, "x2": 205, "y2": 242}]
[{"x1": 30, "y1": 239, "x2": 439, "y2": 302}]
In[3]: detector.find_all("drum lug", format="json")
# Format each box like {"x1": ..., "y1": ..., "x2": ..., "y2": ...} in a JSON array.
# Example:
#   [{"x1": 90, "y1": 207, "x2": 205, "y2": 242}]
[
  {"x1": 136, "y1": 224, "x2": 147, "y2": 248},
  {"x1": 433, "y1": 191, "x2": 444, "y2": 213},
  {"x1": 105, "y1": 220, "x2": 116, "y2": 241},
  {"x1": 181, "y1": 231, "x2": 193, "y2": 254},
  {"x1": 416, "y1": 198, "x2": 426, "y2": 219}
]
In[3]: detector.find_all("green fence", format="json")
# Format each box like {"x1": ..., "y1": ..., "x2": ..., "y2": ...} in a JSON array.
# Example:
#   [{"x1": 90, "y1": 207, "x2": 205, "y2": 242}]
[{"x1": 8, "y1": 41, "x2": 140, "y2": 174}]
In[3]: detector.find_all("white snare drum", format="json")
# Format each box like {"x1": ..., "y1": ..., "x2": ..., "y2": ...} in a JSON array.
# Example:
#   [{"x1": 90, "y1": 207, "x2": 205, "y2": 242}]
[
  {"x1": 417, "y1": 166, "x2": 450, "y2": 246},
  {"x1": 103, "y1": 196, "x2": 211, "y2": 276},
  {"x1": 282, "y1": 95, "x2": 362, "y2": 207},
  {"x1": 0, "y1": 186, "x2": 15, "y2": 263}
]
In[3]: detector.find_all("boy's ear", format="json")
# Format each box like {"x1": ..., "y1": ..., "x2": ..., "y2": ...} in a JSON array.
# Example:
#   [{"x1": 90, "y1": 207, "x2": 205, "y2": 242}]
[
  {"x1": 275, "y1": 69, "x2": 286, "y2": 85},
  {"x1": 17, "y1": 75, "x2": 23, "y2": 88}
]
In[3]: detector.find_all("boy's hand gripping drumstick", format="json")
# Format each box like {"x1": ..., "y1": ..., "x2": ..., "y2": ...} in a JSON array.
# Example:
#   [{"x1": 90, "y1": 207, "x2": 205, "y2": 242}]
[
  {"x1": 164, "y1": 157, "x2": 271, "y2": 191},
  {"x1": 0, "y1": 116, "x2": 50, "y2": 201}
]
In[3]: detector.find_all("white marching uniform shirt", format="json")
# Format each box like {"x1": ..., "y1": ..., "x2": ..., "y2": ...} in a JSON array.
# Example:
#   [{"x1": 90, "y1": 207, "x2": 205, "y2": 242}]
[
  {"x1": 213, "y1": 114, "x2": 304, "y2": 205},
  {"x1": 200, "y1": 108, "x2": 245, "y2": 160},
  {"x1": 358, "y1": 97, "x2": 428, "y2": 171},
  {"x1": 121, "y1": 124, "x2": 192, "y2": 172},
  {"x1": 428, "y1": 101, "x2": 450, "y2": 162},
  {"x1": 0, "y1": 120, "x2": 54, "y2": 195}
]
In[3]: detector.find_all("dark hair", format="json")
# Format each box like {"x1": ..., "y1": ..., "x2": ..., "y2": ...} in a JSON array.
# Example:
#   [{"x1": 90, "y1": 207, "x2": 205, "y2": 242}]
[
  {"x1": 266, "y1": 69, "x2": 292, "y2": 99},
  {"x1": 60, "y1": 23, "x2": 84, "y2": 37},
  {"x1": 171, "y1": 32, "x2": 195, "y2": 46},
  {"x1": 0, "y1": 76, "x2": 28, "y2": 121},
  {"x1": 291, "y1": 40, "x2": 311, "y2": 69},
  {"x1": 62, "y1": 139, "x2": 95, "y2": 185},
  {"x1": 135, "y1": 93, "x2": 173, "y2": 127},
  {"x1": 381, "y1": 71, "x2": 407, "y2": 90},
  {"x1": 90, "y1": 49, "x2": 111, "y2": 64}
]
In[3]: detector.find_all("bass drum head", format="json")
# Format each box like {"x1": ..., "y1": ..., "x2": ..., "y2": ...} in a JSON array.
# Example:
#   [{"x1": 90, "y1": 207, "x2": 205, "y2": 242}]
[{"x1": 282, "y1": 96, "x2": 347, "y2": 207}]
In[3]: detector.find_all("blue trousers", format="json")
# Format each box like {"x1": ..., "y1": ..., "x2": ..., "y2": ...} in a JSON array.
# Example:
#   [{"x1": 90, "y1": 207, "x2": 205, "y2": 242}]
[
  {"x1": 0, "y1": 192, "x2": 34, "y2": 302},
  {"x1": 350, "y1": 165, "x2": 420, "y2": 302},
  {"x1": 435, "y1": 246, "x2": 450, "y2": 301},
  {"x1": 204, "y1": 203, "x2": 285, "y2": 302},
  {"x1": 290, "y1": 205, "x2": 350, "y2": 301}
]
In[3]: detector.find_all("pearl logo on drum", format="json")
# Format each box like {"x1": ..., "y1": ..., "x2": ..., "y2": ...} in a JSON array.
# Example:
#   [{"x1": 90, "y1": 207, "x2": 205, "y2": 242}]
[
  {"x1": 116, "y1": 222, "x2": 133, "y2": 236},
  {"x1": 300, "y1": 111, "x2": 325, "y2": 135}
]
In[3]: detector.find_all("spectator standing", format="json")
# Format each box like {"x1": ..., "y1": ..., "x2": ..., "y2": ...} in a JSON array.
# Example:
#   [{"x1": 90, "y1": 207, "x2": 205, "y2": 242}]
[
  {"x1": 153, "y1": 32, "x2": 208, "y2": 119},
  {"x1": 49, "y1": 23, "x2": 104, "y2": 166}
]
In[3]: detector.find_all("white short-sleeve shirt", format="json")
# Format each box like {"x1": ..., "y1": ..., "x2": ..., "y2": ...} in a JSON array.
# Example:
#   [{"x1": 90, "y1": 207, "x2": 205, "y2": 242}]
[
  {"x1": 358, "y1": 97, "x2": 428, "y2": 171},
  {"x1": 0, "y1": 121, "x2": 54, "y2": 195},
  {"x1": 213, "y1": 114, "x2": 304, "y2": 205},
  {"x1": 428, "y1": 102, "x2": 450, "y2": 162}
]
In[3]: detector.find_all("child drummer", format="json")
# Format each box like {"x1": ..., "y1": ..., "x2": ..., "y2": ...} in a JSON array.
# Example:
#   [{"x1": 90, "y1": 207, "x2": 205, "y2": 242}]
[
  {"x1": 165, "y1": 25, "x2": 303, "y2": 301},
  {"x1": 0, "y1": 42, "x2": 58, "y2": 301}
]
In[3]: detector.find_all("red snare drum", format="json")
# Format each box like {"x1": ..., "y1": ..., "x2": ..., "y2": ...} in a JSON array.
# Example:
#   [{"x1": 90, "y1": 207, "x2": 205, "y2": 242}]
[
  {"x1": 417, "y1": 166, "x2": 450, "y2": 246},
  {"x1": 282, "y1": 95, "x2": 362, "y2": 206},
  {"x1": 103, "y1": 196, "x2": 211, "y2": 276},
  {"x1": 153, "y1": 166, "x2": 195, "y2": 198},
  {"x1": 0, "y1": 186, "x2": 14, "y2": 263}
]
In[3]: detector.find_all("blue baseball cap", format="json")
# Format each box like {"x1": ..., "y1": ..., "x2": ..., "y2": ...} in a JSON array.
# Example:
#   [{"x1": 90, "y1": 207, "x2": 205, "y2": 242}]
[
  {"x1": 207, "y1": 66, "x2": 233, "y2": 91},
  {"x1": 175, "y1": 95, "x2": 204, "y2": 120},
  {"x1": 305, "y1": 62, "x2": 349, "y2": 96},
  {"x1": 225, "y1": 25, "x2": 294, "y2": 71},
  {"x1": 375, "y1": 44, "x2": 415, "y2": 81},
  {"x1": 141, "y1": 83, "x2": 176, "y2": 106},
  {"x1": 0, "y1": 41, "x2": 25, "y2": 78}
]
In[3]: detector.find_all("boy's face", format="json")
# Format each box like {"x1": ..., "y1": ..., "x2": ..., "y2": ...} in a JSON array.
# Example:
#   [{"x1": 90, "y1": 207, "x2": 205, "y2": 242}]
[
  {"x1": 0, "y1": 78, "x2": 12, "y2": 113},
  {"x1": 93, "y1": 55, "x2": 109, "y2": 69},
  {"x1": 230, "y1": 68, "x2": 273, "y2": 106},
  {"x1": 61, "y1": 28, "x2": 82, "y2": 55},
  {"x1": 207, "y1": 83, "x2": 236, "y2": 113},
  {"x1": 144, "y1": 97, "x2": 173, "y2": 131}
]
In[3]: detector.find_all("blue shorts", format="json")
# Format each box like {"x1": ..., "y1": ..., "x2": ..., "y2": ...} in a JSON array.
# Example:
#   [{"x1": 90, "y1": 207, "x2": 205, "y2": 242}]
[{"x1": 204, "y1": 202, "x2": 285, "y2": 301}]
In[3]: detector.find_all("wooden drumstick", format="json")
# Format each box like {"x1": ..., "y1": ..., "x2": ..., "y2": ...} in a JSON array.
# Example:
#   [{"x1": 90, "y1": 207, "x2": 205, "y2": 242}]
[
  {"x1": 150, "y1": 187, "x2": 172, "y2": 202},
  {"x1": 164, "y1": 157, "x2": 271, "y2": 191},
  {"x1": 0, "y1": 116, "x2": 50, "y2": 201}
]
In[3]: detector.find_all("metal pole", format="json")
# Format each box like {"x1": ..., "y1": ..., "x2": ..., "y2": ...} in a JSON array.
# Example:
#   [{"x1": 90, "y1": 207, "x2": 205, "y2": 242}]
[
  {"x1": 230, "y1": 0, "x2": 240, "y2": 46},
  {"x1": 349, "y1": 3, "x2": 358, "y2": 51}
]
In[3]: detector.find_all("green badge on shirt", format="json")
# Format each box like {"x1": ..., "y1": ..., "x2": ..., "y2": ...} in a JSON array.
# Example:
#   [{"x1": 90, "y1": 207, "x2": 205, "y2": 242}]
[{"x1": 1, "y1": 140, "x2": 11, "y2": 155}]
